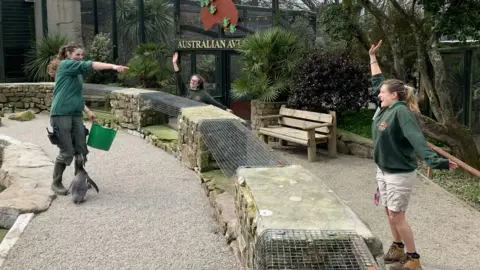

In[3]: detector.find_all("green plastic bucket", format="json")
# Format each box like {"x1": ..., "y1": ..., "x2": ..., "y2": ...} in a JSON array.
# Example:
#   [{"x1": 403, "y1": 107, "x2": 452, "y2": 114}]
[{"x1": 87, "y1": 122, "x2": 117, "y2": 151}]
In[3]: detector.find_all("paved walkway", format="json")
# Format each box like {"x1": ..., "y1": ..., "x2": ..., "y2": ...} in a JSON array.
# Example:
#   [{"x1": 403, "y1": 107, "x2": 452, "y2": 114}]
[
  {"x1": 274, "y1": 145, "x2": 480, "y2": 270},
  {"x1": 0, "y1": 113, "x2": 236, "y2": 270}
]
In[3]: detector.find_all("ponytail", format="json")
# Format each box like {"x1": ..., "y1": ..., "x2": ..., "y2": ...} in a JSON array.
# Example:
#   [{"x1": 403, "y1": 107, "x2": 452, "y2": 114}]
[
  {"x1": 47, "y1": 43, "x2": 83, "y2": 78},
  {"x1": 381, "y1": 79, "x2": 420, "y2": 113},
  {"x1": 404, "y1": 85, "x2": 419, "y2": 113}
]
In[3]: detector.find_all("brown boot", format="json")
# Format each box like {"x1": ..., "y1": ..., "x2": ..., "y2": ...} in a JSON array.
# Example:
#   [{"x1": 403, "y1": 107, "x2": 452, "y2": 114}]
[
  {"x1": 384, "y1": 243, "x2": 406, "y2": 264},
  {"x1": 390, "y1": 254, "x2": 422, "y2": 270}
]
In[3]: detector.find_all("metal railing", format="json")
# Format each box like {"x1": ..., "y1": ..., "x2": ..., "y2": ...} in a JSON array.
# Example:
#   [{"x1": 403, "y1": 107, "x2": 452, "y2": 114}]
[{"x1": 426, "y1": 142, "x2": 480, "y2": 178}]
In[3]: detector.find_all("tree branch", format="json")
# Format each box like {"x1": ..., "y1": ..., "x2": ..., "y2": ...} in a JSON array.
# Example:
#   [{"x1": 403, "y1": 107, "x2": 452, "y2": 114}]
[
  {"x1": 388, "y1": 0, "x2": 426, "y2": 38},
  {"x1": 410, "y1": 0, "x2": 417, "y2": 14},
  {"x1": 359, "y1": 0, "x2": 390, "y2": 23},
  {"x1": 359, "y1": 0, "x2": 407, "y2": 80},
  {"x1": 415, "y1": 113, "x2": 450, "y2": 143}
]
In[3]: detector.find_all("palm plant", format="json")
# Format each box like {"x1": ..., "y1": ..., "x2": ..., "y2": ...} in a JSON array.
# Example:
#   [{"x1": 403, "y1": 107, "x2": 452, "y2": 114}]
[
  {"x1": 118, "y1": 43, "x2": 173, "y2": 88},
  {"x1": 23, "y1": 34, "x2": 70, "y2": 82},
  {"x1": 231, "y1": 27, "x2": 304, "y2": 102}
]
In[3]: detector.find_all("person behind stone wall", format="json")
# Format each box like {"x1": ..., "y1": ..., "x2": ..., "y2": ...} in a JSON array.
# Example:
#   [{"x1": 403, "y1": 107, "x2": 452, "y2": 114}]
[
  {"x1": 47, "y1": 42, "x2": 128, "y2": 196},
  {"x1": 171, "y1": 52, "x2": 233, "y2": 113},
  {"x1": 368, "y1": 40, "x2": 458, "y2": 270}
]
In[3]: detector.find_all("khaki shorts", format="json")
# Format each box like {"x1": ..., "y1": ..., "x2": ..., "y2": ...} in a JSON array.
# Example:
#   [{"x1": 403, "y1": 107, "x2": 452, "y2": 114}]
[{"x1": 376, "y1": 167, "x2": 417, "y2": 212}]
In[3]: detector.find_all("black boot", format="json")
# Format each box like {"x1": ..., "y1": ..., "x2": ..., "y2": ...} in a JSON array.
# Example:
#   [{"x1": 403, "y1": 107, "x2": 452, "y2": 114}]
[{"x1": 52, "y1": 161, "x2": 68, "y2": 196}]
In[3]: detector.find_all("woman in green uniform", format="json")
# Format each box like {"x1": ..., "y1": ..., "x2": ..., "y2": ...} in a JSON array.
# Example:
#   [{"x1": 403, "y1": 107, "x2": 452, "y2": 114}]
[
  {"x1": 47, "y1": 43, "x2": 128, "y2": 196},
  {"x1": 369, "y1": 40, "x2": 457, "y2": 270},
  {"x1": 171, "y1": 52, "x2": 232, "y2": 112}
]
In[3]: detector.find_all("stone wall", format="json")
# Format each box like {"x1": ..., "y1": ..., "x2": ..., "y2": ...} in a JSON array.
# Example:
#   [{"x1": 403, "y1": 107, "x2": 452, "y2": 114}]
[
  {"x1": 109, "y1": 88, "x2": 170, "y2": 130},
  {"x1": 250, "y1": 100, "x2": 285, "y2": 136},
  {"x1": 233, "y1": 165, "x2": 385, "y2": 270},
  {"x1": 0, "y1": 83, "x2": 123, "y2": 115},
  {"x1": 0, "y1": 83, "x2": 53, "y2": 114},
  {"x1": 0, "y1": 134, "x2": 55, "y2": 214},
  {"x1": 336, "y1": 128, "x2": 374, "y2": 159},
  {"x1": 177, "y1": 105, "x2": 246, "y2": 172}
]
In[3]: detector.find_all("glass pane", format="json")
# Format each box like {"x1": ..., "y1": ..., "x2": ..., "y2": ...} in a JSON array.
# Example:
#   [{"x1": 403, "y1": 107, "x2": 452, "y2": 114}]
[
  {"x1": 471, "y1": 50, "x2": 480, "y2": 134},
  {"x1": 196, "y1": 54, "x2": 220, "y2": 97},
  {"x1": 229, "y1": 54, "x2": 243, "y2": 83}
]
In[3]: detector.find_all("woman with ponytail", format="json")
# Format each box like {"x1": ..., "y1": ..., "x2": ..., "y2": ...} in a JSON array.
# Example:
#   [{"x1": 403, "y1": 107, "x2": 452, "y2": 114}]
[
  {"x1": 368, "y1": 40, "x2": 457, "y2": 270},
  {"x1": 48, "y1": 42, "x2": 128, "y2": 196}
]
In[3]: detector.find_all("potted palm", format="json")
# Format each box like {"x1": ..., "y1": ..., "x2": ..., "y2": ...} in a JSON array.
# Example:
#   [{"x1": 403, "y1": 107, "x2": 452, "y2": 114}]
[{"x1": 231, "y1": 27, "x2": 304, "y2": 132}]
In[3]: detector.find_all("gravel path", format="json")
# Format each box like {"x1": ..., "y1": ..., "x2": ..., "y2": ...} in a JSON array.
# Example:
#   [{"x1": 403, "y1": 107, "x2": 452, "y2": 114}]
[
  {"x1": 274, "y1": 145, "x2": 480, "y2": 270},
  {"x1": 0, "y1": 113, "x2": 237, "y2": 270}
]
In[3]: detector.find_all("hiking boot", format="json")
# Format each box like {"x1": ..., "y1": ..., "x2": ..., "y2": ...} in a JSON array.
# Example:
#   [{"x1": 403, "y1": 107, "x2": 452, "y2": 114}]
[
  {"x1": 52, "y1": 161, "x2": 68, "y2": 196},
  {"x1": 390, "y1": 254, "x2": 423, "y2": 270},
  {"x1": 384, "y1": 243, "x2": 406, "y2": 264}
]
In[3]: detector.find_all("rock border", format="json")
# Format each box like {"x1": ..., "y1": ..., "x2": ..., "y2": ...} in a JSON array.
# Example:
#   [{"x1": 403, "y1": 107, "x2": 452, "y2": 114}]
[
  {"x1": 0, "y1": 213, "x2": 35, "y2": 268},
  {"x1": 336, "y1": 128, "x2": 374, "y2": 159},
  {"x1": 0, "y1": 134, "x2": 56, "y2": 213}
]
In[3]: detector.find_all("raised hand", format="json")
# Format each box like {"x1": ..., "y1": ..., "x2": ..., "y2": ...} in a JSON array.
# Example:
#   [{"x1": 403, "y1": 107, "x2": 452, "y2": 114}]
[
  {"x1": 172, "y1": 52, "x2": 179, "y2": 64},
  {"x1": 369, "y1": 40, "x2": 383, "y2": 56}
]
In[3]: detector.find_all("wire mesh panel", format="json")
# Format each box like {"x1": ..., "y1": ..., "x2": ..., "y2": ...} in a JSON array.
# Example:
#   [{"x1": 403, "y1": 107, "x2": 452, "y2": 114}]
[
  {"x1": 139, "y1": 91, "x2": 207, "y2": 117},
  {"x1": 255, "y1": 229, "x2": 378, "y2": 270},
  {"x1": 83, "y1": 84, "x2": 125, "y2": 96},
  {"x1": 198, "y1": 119, "x2": 290, "y2": 178}
]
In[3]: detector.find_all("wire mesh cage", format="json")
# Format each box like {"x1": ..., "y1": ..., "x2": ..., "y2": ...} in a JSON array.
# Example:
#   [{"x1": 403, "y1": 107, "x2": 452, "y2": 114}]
[
  {"x1": 198, "y1": 119, "x2": 291, "y2": 178},
  {"x1": 254, "y1": 229, "x2": 378, "y2": 270},
  {"x1": 138, "y1": 91, "x2": 207, "y2": 117}
]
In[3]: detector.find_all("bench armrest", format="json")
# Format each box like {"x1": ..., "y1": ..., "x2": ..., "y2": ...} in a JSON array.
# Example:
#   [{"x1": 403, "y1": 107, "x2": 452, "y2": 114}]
[
  {"x1": 302, "y1": 123, "x2": 333, "y2": 130},
  {"x1": 258, "y1": 114, "x2": 282, "y2": 128}
]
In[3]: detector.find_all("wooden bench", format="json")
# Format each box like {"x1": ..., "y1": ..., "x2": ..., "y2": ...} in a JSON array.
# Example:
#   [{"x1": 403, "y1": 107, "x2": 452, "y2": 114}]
[{"x1": 257, "y1": 105, "x2": 337, "y2": 162}]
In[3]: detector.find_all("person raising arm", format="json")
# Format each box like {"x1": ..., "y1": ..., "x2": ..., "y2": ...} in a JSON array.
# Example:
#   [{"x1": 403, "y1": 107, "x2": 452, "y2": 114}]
[
  {"x1": 172, "y1": 52, "x2": 233, "y2": 112},
  {"x1": 368, "y1": 40, "x2": 457, "y2": 270}
]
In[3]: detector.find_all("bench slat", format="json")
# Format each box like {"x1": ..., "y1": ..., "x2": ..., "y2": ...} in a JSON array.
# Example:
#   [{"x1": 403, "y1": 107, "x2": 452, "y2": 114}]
[
  {"x1": 279, "y1": 117, "x2": 330, "y2": 134},
  {"x1": 259, "y1": 126, "x2": 328, "y2": 145},
  {"x1": 280, "y1": 106, "x2": 333, "y2": 123}
]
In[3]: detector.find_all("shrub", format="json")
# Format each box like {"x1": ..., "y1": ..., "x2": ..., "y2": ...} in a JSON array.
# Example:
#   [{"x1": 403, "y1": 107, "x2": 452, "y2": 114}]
[
  {"x1": 23, "y1": 34, "x2": 70, "y2": 82},
  {"x1": 231, "y1": 27, "x2": 304, "y2": 102},
  {"x1": 337, "y1": 109, "x2": 375, "y2": 139},
  {"x1": 287, "y1": 50, "x2": 372, "y2": 115},
  {"x1": 118, "y1": 43, "x2": 172, "y2": 89},
  {"x1": 84, "y1": 33, "x2": 116, "y2": 84}
]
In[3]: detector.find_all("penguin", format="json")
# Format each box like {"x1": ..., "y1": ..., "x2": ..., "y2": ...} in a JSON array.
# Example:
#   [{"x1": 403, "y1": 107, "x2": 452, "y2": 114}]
[{"x1": 67, "y1": 155, "x2": 99, "y2": 204}]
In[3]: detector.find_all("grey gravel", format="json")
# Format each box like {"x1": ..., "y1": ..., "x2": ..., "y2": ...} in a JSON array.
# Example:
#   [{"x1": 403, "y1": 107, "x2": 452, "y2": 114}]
[
  {"x1": 275, "y1": 145, "x2": 480, "y2": 270},
  {"x1": 0, "y1": 113, "x2": 237, "y2": 270}
]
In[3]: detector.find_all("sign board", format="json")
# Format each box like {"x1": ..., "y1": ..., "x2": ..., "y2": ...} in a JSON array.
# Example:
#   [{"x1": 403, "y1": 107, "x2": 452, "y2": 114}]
[{"x1": 175, "y1": 39, "x2": 243, "y2": 50}]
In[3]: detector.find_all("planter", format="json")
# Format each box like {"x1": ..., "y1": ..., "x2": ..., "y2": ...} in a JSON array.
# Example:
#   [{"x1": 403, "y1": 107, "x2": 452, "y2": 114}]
[
  {"x1": 336, "y1": 128, "x2": 374, "y2": 159},
  {"x1": 230, "y1": 99, "x2": 251, "y2": 121},
  {"x1": 250, "y1": 99, "x2": 286, "y2": 136}
]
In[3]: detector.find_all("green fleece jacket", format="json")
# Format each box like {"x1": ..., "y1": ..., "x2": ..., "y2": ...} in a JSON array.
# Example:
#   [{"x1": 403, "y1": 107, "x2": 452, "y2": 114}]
[
  {"x1": 50, "y1": 59, "x2": 93, "y2": 116},
  {"x1": 371, "y1": 73, "x2": 450, "y2": 173},
  {"x1": 175, "y1": 72, "x2": 227, "y2": 110}
]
